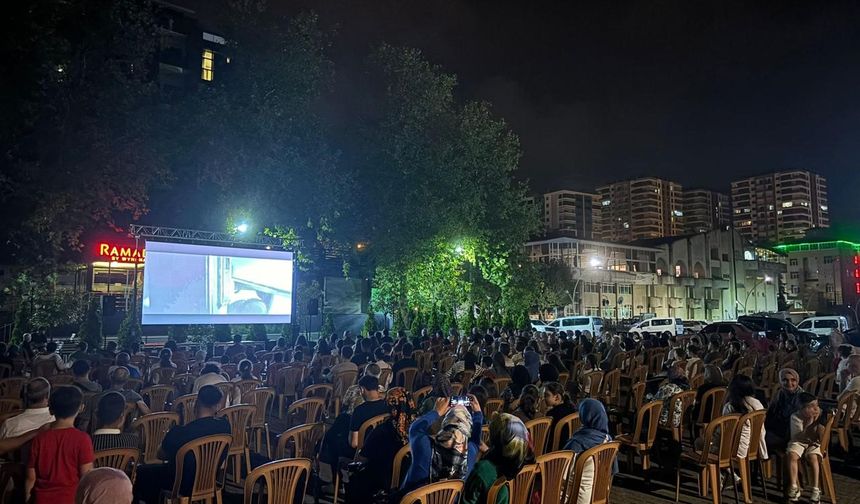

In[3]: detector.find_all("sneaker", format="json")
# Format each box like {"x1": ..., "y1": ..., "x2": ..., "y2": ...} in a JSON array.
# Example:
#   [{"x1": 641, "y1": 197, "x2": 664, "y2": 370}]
[
  {"x1": 810, "y1": 487, "x2": 821, "y2": 503},
  {"x1": 788, "y1": 486, "x2": 801, "y2": 502}
]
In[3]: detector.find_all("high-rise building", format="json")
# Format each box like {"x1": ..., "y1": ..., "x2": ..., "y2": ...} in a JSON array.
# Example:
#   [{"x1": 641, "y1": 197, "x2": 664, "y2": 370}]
[
  {"x1": 731, "y1": 170, "x2": 829, "y2": 243},
  {"x1": 775, "y1": 239, "x2": 860, "y2": 313},
  {"x1": 683, "y1": 189, "x2": 731, "y2": 234},
  {"x1": 596, "y1": 178, "x2": 684, "y2": 242},
  {"x1": 542, "y1": 190, "x2": 600, "y2": 239}
]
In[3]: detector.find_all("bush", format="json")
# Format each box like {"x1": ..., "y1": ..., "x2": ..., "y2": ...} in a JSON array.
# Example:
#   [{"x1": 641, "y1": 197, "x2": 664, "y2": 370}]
[
  {"x1": 320, "y1": 313, "x2": 335, "y2": 337},
  {"x1": 167, "y1": 324, "x2": 188, "y2": 343},
  {"x1": 213, "y1": 324, "x2": 232, "y2": 342},
  {"x1": 116, "y1": 310, "x2": 142, "y2": 352},
  {"x1": 362, "y1": 311, "x2": 375, "y2": 336},
  {"x1": 78, "y1": 297, "x2": 102, "y2": 349},
  {"x1": 188, "y1": 325, "x2": 214, "y2": 345},
  {"x1": 10, "y1": 301, "x2": 31, "y2": 346},
  {"x1": 250, "y1": 324, "x2": 268, "y2": 341}
]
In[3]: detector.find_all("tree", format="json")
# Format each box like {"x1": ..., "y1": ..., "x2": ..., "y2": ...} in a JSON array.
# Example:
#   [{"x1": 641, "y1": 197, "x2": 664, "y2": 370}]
[
  {"x1": 0, "y1": 0, "x2": 169, "y2": 262},
  {"x1": 116, "y1": 310, "x2": 141, "y2": 352},
  {"x1": 320, "y1": 314, "x2": 335, "y2": 338},
  {"x1": 77, "y1": 297, "x2": 102, "y2": 349},
  {"x1": 213, "y1": 325, "x2": 232, "y2": 343},
  {"x1": 362, "y1": 311, "x2": 375, "y2": 336}
]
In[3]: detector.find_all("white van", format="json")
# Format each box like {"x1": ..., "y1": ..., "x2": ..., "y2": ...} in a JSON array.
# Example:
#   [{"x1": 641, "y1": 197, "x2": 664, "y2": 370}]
[
  {"x1": 546, "y1": 316, "x2": 604, "y2": 335},
  {"x1": 628, "y1": 317, "x2": 682, "y2": 337},
  {"x1": 797, "y1": 316, "x2": 850, "y2": 336}
]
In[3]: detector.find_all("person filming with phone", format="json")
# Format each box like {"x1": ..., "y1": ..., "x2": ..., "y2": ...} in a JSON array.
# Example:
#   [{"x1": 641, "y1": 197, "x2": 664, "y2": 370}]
[{"x1": 398, "y1": 393, "x2": 484, "y2": 497}]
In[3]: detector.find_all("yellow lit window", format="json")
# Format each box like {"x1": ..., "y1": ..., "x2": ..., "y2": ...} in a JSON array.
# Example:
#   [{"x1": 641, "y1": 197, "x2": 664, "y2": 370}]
[{"x1": 201, "y1": 49, "x2": 214, "y2": 81}]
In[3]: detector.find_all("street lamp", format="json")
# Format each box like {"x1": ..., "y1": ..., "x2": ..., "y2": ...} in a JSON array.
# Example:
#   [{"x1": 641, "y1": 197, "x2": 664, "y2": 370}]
[
  {"x1": 235, "y1": 222, "x2": 249, "y2": 234},
  {"x1": 742, "y1": 275, "x2": 772, "y2": 315}
]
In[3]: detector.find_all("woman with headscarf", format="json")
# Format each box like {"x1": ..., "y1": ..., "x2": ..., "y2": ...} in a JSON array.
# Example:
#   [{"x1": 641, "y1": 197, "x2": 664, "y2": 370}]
[
  {"x1": 345, "y1": 387, "x2": 416, "y2": 503},
  {"x1": 564, "y1": 399, "x2": 618, "y2": 504},
  {"x1": 765, "y1": 367, "x2": 804, "y2": 453},
  {"x1": 462, "y1": 413, "x2": 530, "y2": 504},
  {"x1": 75, "y1": 467, "x2": 133, "y2": 504},
  {"x1": 400, "y1": 395, "x2": 484, "y2": 495}
]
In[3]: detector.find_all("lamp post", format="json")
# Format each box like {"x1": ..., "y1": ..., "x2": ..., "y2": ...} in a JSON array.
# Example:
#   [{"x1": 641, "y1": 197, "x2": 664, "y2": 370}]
[{"x1": 742, "y1": 275, "x2": 772, "y2": 315}]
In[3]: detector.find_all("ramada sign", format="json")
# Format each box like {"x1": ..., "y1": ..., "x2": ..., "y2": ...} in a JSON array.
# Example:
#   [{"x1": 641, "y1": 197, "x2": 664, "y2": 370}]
[{"x1": 97, "y1": 242, "x2": 145, "y2": 263}]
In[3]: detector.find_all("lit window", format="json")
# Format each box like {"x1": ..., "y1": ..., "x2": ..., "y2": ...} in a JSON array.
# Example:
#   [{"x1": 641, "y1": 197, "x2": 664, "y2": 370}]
[
  {"x1": 674, "y1": 265, "x2": 682, "y2": 277},
  {"x1": 672, "y1": 210, "x2": 683, "y2": 217},
  {"x1": 602, "y1": 199, "x2": 611, "y2": 206},
  {"x1": 782, "y1": 201, "x2": 793, "y2": 208},
  {"x1": 820, "y1": 205, "x2": 828, "y2": 211},
  {"x1": 767, "y1": 205, "x2": 774, "y2": 210},
  {"x1": 623, "y1": 222, "x2": 630, "y2": 229},
  {"x1": 201, "y1": 49, "x2": 214, "y2": 81}
]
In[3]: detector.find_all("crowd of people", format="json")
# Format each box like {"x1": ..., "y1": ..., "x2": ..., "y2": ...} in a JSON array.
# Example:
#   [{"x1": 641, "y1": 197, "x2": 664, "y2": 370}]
[{"x1": 0, "y1": 324, "x2": 855, "y2": 504}]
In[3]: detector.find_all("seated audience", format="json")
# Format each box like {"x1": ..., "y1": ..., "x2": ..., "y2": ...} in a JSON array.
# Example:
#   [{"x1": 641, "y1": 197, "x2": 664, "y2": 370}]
[
  {"x1": 72, "y1": 360, "x2": 102, "y2": 393},
  {"x1": 106, "y1": 367, "x2": 151, "y2": 416},
  {"x1": 787, "y1": 392, "x2": 823, "y2": 502},
  {"x1": 765, "y1": 368, "x2": 803, "y2": 452},
  {"x1": 564, "y1": 398, "x2": 617, "y2": 504},
  {"x1": 33, "y1": 342, "x2": 69, "y2": 375}
]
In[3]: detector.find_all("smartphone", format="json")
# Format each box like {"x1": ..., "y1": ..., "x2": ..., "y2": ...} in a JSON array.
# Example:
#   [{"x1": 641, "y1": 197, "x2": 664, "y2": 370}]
[{"x1": 450, "y1": 396, "x2": 471, "y2": 407}]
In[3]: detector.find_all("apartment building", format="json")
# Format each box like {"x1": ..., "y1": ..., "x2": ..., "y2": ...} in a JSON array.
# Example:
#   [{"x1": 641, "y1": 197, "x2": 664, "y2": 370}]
[
  {"x1": 596, "y1": 177, "x2": 684, "y2": 242},
  {"x1": 542, "y1": 190, "x2": 600, "y2": 239},
  {"x1": 731, "y1": 170, "x2": 829, "y2": 243},
  {"x1": 684, "y1": 189, "x2": 731, "y2": 234},
  {"x1": 525, "y1": 228, "x2": 784, "y2": 321},
  {"x1": 775, "y1": 239, "x2": 860, "y2": 313}
]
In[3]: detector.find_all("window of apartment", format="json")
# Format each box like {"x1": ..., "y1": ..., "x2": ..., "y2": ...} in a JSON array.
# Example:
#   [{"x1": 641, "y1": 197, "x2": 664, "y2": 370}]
[
  {"x1": 826, "y1": 284, "x2": 834, "y2": 293},
  {"x1": 823, "y1": 256, "x2": 834, "y2": 264},
  {"x1": 618, "y1": 284, "x2": 633, "y2": 295},
  {"x1": 789, "y1": 258, "x2": 798, "y2": 266},
  {"x1": 584, "y1": 282, "x2": 600, "y2": 293},
  {"x1": 675, "y1": 265, "x2": 682, "y2": 277},
  {"x1": 201, "y1": 49, "x2": 214, "y2": 81},
  {"x1": 791, "y1": 286, "x2": 799, "y2": 295},
  {"x1": 790, "y1": 271, "x2": 799, "y2": 279}
]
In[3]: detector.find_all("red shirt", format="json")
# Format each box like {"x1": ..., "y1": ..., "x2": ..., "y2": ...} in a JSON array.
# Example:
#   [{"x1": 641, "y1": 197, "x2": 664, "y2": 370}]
[{"x1": 28, "y1": 427, "x2": 95, "y2": 504}]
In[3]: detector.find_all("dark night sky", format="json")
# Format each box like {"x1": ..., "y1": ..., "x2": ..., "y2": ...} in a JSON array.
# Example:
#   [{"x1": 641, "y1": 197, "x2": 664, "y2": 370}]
[{"x1": 188, "y1": 0, "x2": 860, "y2": 229}]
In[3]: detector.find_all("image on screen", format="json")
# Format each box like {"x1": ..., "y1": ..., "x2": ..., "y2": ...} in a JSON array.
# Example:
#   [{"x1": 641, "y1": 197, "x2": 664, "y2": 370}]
[{"x1": 142, "y1": 241, "x2": 293, "y2": 325}]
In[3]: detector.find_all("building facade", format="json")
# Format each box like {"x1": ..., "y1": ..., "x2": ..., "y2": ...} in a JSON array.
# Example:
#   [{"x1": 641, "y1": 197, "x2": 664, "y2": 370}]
[
  {"x1": 525, "y1": 229, "x2": 784, "y2": 322},
  {"x1": 775, "y1": 240, "x2": 860, "y2": 315},
  {"x1": 542, "y1": 190, "x2": 600, "y2": 239},
  {"x1": 731, "y1": 170, "x2": 830, "y2": 243},
  {"x1": 684, "y1": 189, "x2": 731, "y2": 234},
  {"x1": 596, "y1": 177, "x2": 684, "y2": 242}
]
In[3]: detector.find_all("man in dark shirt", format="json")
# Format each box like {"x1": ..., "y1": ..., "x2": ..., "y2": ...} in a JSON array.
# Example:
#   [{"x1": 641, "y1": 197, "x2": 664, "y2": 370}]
[
  {"x1": 350, "y1": 339, "x2": 373, "y2": 366},
  {"x1": 71, "y1": 360, "x2": 102, "y2": 393},
  {"x1": 224, "y1": 334, "x2": 246, "y2": 361},
  {"x1": 349, "y1": 376, "x2": 388, "y2": 450},
  {"x1": 134, "y1": 385, "x2": 231, "y2": 503},
  {"x1": 391, "y1": 343, "x2": 418, "y2": 379}
]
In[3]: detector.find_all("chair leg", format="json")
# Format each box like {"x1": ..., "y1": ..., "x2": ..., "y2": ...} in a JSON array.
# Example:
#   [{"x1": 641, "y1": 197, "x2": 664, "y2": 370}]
[
  {"x1": 730, "y1": 462, "x2": 740, "y2": 504},
  {"x1": 265, "y1": 423, "x2": 271, "y2": 458},
  {"x1": 333, "y1": 470, "x2": 341, "y2": 504},
  {"x1": 675, "y1": 465, "x2": 681, "y2": 502},
  {"x1": 709, "y1": 465, "x2": 720, "y2": 504},
  {"x1": 821, "y1": 456, "x2": 836, "y2": 504},
  {"x1": 758, "y1": 460, "x2": 768, "y2": 501},
  {"x1": 737, "y1": 459, "x2": 751, "y2": 504}
]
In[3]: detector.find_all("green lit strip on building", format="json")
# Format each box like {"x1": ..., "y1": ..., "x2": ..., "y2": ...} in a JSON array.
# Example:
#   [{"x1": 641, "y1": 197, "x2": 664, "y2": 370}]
[{"x1": 773, "y1": 240, "x2": 860, "y2": 253}]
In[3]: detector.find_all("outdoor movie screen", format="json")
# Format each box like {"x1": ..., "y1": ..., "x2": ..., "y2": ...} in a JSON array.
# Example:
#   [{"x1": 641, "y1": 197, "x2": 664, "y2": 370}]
[{"x1": 141, "y1": 241, "x2": 293, "y2": 325}]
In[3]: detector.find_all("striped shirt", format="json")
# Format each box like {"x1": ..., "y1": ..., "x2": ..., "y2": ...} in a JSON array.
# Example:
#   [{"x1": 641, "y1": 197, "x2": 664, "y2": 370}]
[{"x1": 92, "y1": 429, "x2": 140, "y2": 452}]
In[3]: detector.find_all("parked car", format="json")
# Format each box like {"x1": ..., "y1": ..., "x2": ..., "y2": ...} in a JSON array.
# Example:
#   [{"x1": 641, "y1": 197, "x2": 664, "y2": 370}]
[
  {"x1": 628, "y1": 317, "x2": 682, "y2": 337},
  {"x1": 683, "y1": 320, "x2": 708, "y2": 333},
  {"x1": 545, "y1": 316, "x2": 604, "y2": 334},
  {"x1": 797, "y1": 316, "x2": 851, "y2": 336},
  {"x1": 700, "y1": 321, "x2": 769, "y2": 352},
  {"x1": 737, "y1": 315, "x2": 823, "y2": 350},
  {"x1": 530, "y1": 319, "x2": 551, "y2": 332}
]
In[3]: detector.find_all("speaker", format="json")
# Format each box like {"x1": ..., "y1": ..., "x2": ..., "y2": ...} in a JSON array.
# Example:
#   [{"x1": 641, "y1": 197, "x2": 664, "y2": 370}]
[
  {"x1": 101, "y1": 295, "x2": 116, "y2": 316},
  {"x1": 307, "y1": 298, "x2": 319, "y2": 316}
]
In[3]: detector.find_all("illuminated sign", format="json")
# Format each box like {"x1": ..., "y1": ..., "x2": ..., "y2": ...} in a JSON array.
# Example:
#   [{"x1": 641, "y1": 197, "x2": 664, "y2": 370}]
[
  {"x1": 855, "y1": 256, "x2": 860, "y2": 294},
  {"x1": 97, "y1": 242, "x2": 145, "y2": 263}
]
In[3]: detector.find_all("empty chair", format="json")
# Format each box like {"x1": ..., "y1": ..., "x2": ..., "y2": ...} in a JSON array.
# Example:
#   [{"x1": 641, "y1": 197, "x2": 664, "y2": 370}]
[
  {"x1": 245, "y1": 388, "x2": 275, "y2": 457},
  {"x1": 219, "y1": 404, "x2": 255, "y2": 483},
  {"x1": 675, "y1": 414, "x2": 740, "y2": 504},
  {"x1": 616, "y1": 400, "x2": 663, "y2": 473},
  {"x1": 141, "y1": 385, "x2": 173, "y2": 413},
  {"x1": 277, "y1": 423, "x2": 325, "y2": 459},
  {"x1": 537, "y1": 451, "x2": 574, "y2": 504}
]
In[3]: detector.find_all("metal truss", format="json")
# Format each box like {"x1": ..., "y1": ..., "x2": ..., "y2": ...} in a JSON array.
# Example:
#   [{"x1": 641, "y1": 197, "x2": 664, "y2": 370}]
[{"x1": 128, "y1": 224, "x2": 287, "y2": 249}]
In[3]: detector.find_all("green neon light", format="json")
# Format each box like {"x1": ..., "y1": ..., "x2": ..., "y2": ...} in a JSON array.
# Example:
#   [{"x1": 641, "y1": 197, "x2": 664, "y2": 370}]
[{"x1": 773, "y1": 240, "x2": 860, "y2": 252}]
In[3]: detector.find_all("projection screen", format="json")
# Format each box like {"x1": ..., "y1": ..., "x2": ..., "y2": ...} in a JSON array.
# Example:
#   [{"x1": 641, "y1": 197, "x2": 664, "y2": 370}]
[{"x1": 141, "y1": 241, "x2": 293, "y2": 325}]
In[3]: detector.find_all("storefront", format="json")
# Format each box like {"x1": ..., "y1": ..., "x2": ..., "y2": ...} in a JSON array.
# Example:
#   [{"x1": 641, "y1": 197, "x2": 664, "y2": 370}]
[{"x1": 88, "y1": 239, "x2": 145, "y2": 316}]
